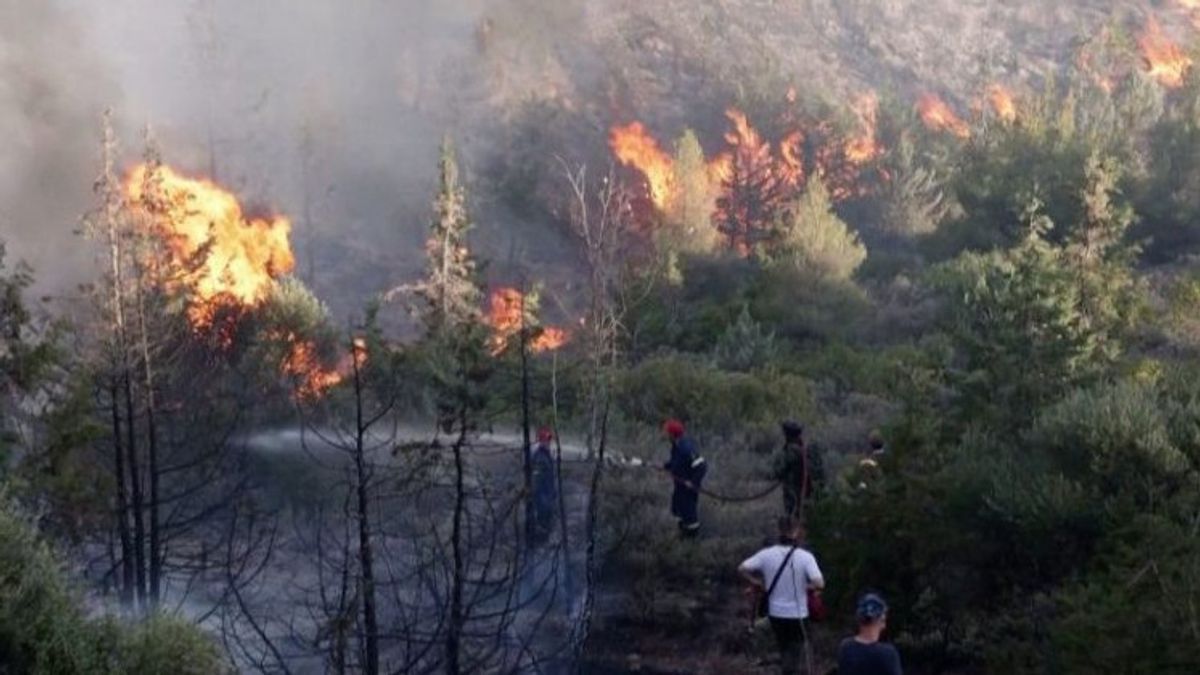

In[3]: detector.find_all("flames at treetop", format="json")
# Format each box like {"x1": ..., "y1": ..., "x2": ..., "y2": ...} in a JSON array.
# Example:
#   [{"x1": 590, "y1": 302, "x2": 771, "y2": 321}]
[
  {"x1": 1139, "y1": 17, "x2": 1192, "y2": 88},
  {"x1": 124, "y1": 162, "x2": 350, "y2": 400},
  {"x1": 916, "y1": 93, "x2": 970, "y2": 138},
  {"x1": 124, "y1": 164, "x2": 294, "y2": 329},
  {"x1": 486, "y1": 287, "x2": 569, "y2": 355}
]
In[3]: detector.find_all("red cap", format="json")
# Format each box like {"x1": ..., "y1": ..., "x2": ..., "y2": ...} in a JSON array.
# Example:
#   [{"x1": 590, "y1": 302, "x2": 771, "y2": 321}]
[
  {"x1": 663, "y1": 419, "x2": 685, "y2": 439},
  {"x1": 536, "y1": 427, "x2": 554, "y2": 443}
]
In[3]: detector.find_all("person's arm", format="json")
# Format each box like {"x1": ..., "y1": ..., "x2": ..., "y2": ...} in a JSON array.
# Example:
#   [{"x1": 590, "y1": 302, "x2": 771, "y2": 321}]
[
  {"x1": 804, "y1": 552, "x2": 825, "y2": 590},
  {"x1": 738, "y1": 552, "x2": 765, "y2": 590}
]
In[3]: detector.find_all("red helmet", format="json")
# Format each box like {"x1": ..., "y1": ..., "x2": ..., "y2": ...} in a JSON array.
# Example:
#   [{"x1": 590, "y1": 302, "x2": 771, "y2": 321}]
[
  {"x1": 536, "y1": 427, "x2": 554, "y2": 443},
  {"x1": 663, "y1": 419, "x2": 685, "y2": 439}
]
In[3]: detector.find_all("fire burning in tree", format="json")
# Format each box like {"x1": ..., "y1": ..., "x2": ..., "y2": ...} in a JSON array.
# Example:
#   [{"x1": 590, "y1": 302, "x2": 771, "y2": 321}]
[
  {"x1": 125, "y1": 164, "x2": 295, "y2": 329},
  {"x1": 917, "y1": 93, "x2": 970, "y2": 139},
  {"x1": 844, "y1": 93, "x2": 883, "y2": 163},
  {"x1": 126, "y1": 162, "x2": 354, "y2": 400},
  {"x1": 1139, "y1": 18, "x2": 1192, "y2": 88},
  {"x1": 486, "y1": 287, "x2": 569, "y2": 355},
  {"x1": 609, "y1": 122, "x2": 675, "y2": 210},
  {"x1": 610, "y1": 94, "x2": 885, "y2": 228},
  {"x1": 986, "y1": 84, "x2": 1018, "y2": 123},
  {"x1": 277, "y1": 334, "x2": 368, "y2": 401}
]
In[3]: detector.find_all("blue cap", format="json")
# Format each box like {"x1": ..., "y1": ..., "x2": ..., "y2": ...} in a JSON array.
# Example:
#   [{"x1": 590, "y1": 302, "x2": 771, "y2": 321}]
[{"x1": 856, "y1": 593, "x2": 888, "y2": 622}]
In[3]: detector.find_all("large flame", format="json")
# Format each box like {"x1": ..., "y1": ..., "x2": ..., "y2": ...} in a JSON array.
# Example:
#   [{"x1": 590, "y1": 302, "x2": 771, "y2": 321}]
[
  {"x1": 1139, "y1": 18, "x2": 1192, "y2": 88},
  {"x1": 916, "y1": 93, "x2": 970, "y2": 139},
  {"x1": 125, "y1": 164, "x2": 295, "y2": 328},
  {"x1": 609, "y1": 122, "x2": 675, "y2": 209},
  {"x1": 986, "y1": 84, "x2": 1018, "y2": 123},
  {"x1": 486, "y1": 287, "x2": 570, "y2": 355}
]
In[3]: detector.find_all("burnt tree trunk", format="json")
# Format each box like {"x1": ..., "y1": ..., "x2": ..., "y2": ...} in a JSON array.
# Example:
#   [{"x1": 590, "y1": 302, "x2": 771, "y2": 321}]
[{"x1": 352, "y1": 361, "x2": 379, "y2": 675}]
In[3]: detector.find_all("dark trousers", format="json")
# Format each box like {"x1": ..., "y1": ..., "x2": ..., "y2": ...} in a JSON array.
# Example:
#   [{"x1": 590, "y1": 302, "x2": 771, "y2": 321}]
[
  {"x1": 670, "y1": 485, "x2": 700, "y2": 534},
  {"x1": 768, "y1": 617, "x2": 807, "y2": 675}
]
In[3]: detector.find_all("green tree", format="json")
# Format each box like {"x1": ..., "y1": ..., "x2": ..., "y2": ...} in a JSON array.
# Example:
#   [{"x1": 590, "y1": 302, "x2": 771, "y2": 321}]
[
  {"x1": 933, "y1": 206, "x2": 1101, "y2": 431},
  {"x1": 773, "y1": 178, "x2": 867, "y2": 281},
  {"x1": 879, "y1": 133, "x2": 952, "y2": 237},
  {"x1": 411, "y1": 137, "x2": 483, "y2": 337},
  {"x1": 0, "y1": 242, "x2": 58, "y2": 467}
]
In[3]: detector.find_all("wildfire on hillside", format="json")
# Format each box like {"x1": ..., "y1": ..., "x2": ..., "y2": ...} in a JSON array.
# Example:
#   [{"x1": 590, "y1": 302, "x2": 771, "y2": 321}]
[
  {"x1": 486, "y1": 287, "x2": 570, "y2": 355},
  {"x1": 916, "y1": 93, "x2": 970, "y2": 138},
  {"x1": 1139, "y1": 18, "x2": 1192, "y2": 88},
  {"x1": 986, "y1": 84, "x2": 1018, "y2": 123},
  {"x1": 609, "y1": 93, "x2": 886, "y2": 233}
]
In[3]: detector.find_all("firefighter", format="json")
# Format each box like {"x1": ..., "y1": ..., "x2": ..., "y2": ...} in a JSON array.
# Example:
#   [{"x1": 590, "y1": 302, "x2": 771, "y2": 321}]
[
  {"x1": 772, "y1": 421, "x2": 824, "y2": 520},
  {"x1": 530, "y1": 427, "x2": 557, "y2": 545},
  {"x1": 662, "y1": 419, "x2": 706, "y2": 537}
]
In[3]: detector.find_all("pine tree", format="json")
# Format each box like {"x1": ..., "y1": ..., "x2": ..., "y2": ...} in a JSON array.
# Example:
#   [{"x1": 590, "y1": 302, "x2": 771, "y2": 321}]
[
  {"x1": 415, "y1": 137, "x2": 482, "y2": 337},
  {"x1": 665, "y1": 130, "x2": 719, "y2": 255},
  {"x1": 774, "y1": 178, "x2": 867, "y2": 281}
]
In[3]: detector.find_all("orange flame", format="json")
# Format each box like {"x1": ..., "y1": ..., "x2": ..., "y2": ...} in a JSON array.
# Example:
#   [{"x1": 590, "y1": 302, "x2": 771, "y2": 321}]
[
  {"x1": 916, "y1": 93, "x2": 971, "y2": 139},
  {"x1": 486, "y1": 287, "x2": 569, "y2": 355},
  {"x1": 125, "y1": 164, "x2": 295, "y2": 329},
  {"x1": 1139, "y1": 18, "x2": 1192, "y2": 88},
  {"x1": 609, "y1": 122, "x2": 675, "y2": 209},
  {"x1": 844, "y1": 93, "x2": 882, "y2": 163},
  {"x1": 986, "y1": 84, "x2": 1018, "y2": 123},
  {"x1": 277, "y1": 335, "x2": 367, "y2": 401}
]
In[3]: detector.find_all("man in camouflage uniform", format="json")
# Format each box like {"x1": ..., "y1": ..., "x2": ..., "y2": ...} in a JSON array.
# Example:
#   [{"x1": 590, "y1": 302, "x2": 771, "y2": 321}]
[{"x1": 772, "y1": 421, "x2": 824, "y2": 520}]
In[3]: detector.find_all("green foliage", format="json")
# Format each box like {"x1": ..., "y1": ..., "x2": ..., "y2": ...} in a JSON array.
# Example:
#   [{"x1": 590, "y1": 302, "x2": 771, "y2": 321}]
[
  {"x1": 0, "y1": 243, "x2": 60, "y2": 467},
  {"x1": 617, "y1": 355, "x2": 815, "y2": 437},
  {"x1": 711, "y1": 304, "x2": 777, "y2": 372},
  {"x1": 932, "y1": 213, "x2": 1107, "y2": 431},
  {"x1": 878, "y1": 133, "x2": 953, "y2": 237},
  {"x1": 772, "y1": 178, "x2": 867, "y2": 281},
  {"x1": 1028, "y1": 381, "x2": 1191, "y2": 505},
  {"x1": 0, "y1": 501, "x2": 224, "y2": 674}
]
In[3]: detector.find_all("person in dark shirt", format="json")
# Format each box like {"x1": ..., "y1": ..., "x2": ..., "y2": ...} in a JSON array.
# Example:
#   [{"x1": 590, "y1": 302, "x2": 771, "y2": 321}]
[
  {"x1": 838, "y1": 592, "x2": 902, "y2": 675},
  {"x1": 530, "y1": 427, "x2": 558, "y2": 545},
  {"x1": 772, "y1": 421, "x2": 824, "y2": 519},
  {"x1": 661, "y1": 419, "x2": 707, "y2": 537}
]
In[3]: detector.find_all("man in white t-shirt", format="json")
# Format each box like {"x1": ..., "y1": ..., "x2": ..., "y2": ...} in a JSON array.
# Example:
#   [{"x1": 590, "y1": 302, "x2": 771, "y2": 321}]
[{"x1": 738, "y1": 518, "x2": 825, "y2": 675}]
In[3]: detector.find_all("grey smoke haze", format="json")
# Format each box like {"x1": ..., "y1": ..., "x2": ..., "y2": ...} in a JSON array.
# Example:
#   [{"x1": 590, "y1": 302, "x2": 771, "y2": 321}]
[{"x1": 0, "y1": 0, "x2": 530, "y2": 315}]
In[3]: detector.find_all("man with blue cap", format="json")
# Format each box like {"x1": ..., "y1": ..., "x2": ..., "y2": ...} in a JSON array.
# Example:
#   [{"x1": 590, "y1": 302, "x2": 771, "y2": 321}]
[{"x1": 837, "y1": 592, "x2": 902, "y2": 675}]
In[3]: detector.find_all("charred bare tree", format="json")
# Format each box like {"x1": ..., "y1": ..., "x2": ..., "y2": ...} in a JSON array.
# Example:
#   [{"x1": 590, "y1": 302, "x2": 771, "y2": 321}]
[
  {"x1": 87, "y1": 110, "x2": 136, "y2": 609},
  {"x1": 560, "y1": 161, "x2": 632, "y2": 660}
]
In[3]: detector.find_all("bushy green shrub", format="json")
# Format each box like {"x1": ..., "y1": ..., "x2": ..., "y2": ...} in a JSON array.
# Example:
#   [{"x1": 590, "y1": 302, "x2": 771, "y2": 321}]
[
  {"x1": 617, "y1": 355, "x2": 816, "y2": 437},
  {"x1": 0, "y1": 503, "x2": 224, "y2": 674}
]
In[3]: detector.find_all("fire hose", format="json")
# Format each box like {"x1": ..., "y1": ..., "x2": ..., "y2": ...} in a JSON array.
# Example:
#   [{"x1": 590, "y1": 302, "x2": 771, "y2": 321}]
[{"x1": 660, "y1": 468, "x2": 782, "y2": 503}]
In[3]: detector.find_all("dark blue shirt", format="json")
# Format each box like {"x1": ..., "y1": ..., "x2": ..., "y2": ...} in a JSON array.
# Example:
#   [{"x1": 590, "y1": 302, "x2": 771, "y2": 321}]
[
  {"x1": 663, "y1": 436, "x2": 706, "y2": 484},
  {"x1": 531, "y1": 445, "x2": 557, "y2": 511},
  {"x1": 837, "y1": 638, "x2": 901, "y2": 675}
]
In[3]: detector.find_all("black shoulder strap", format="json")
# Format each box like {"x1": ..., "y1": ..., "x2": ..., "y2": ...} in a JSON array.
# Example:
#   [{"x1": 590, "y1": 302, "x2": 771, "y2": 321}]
[{"x1": 765, "y1": 546, "x2": 797, "y2": 601}]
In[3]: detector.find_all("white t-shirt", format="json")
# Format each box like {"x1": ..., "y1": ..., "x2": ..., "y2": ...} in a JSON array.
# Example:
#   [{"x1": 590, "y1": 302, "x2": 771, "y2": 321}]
[{"x1": 740, "y1": 545, "x2": 824, "y2": 619}]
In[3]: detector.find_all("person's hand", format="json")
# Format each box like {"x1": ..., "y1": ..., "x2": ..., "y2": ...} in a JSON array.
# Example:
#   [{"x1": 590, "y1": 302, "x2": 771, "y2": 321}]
[{"x1": 683, "y1": 481, "x2": 694, "y2": 490}]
